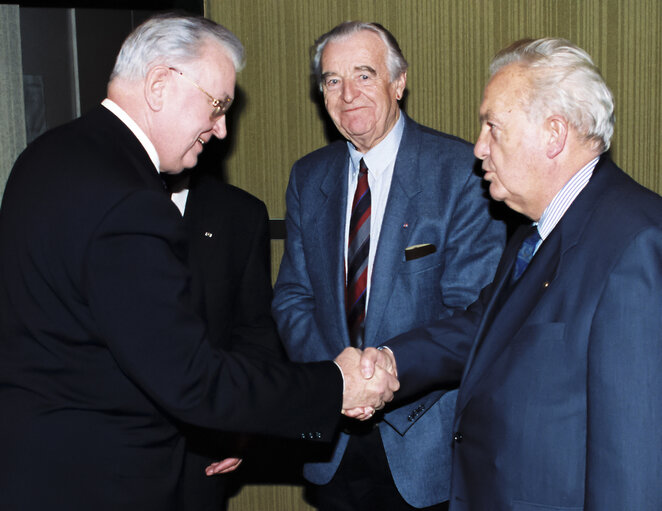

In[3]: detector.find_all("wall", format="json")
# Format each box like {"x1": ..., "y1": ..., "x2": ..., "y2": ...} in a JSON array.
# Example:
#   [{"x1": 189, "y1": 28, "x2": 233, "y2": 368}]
[
  {"x1": 206, "y1": 0, "x2": 662, "y2": 281},
  {"x1": 204, "y1": 1, "x2": 662, "y2": 509},
  {"x1": 0, "y1": 4, "x2": 26, "y2": 199}
]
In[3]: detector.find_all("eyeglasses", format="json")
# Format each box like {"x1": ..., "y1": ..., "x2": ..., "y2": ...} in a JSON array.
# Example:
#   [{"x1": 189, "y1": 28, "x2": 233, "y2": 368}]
[{"x1": 168, "y1": 67, "x2": 233, "y2": 119}]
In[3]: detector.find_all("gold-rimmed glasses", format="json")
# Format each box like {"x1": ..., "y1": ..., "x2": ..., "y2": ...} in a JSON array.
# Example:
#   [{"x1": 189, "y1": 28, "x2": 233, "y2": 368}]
[{"x1": 168, "y1": 67, "x2": 233, "y2": 119}]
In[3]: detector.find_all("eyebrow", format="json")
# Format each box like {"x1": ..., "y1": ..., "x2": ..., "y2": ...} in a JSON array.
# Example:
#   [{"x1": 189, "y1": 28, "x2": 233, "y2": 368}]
[
  {"x1": 321, "y1": 71, "x2": 336, "y2": 82},
  {"x1": 355, "y1": 65, "x2": 377, "y2": 75},
  {"x1": 321, "y1": 65, "x2": 378, "y2": 81},
  {"x1": 479, "y1": 110, "x2": 493, "y2": 123}
]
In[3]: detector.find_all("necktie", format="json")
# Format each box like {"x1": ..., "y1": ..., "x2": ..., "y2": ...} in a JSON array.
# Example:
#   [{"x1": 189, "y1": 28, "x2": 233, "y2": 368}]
[
  {"x1": 511, "y1": 225, "x2": 541, "y2": 282},
  {"x1": 346, "y1": 158, "x2": 371, "y2": 348}
]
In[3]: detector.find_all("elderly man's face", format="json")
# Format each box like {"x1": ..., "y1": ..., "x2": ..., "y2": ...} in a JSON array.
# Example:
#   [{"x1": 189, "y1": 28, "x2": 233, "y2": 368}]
[
  {"x1": 320, "y1": 30, "x2": 406, "y2": 153},
  {"x1": 156, "y1": 42, "x2": 236, "y2": 173},
  {"x1": 474, "y1": 64, "x2": 549, "y2": 220}
]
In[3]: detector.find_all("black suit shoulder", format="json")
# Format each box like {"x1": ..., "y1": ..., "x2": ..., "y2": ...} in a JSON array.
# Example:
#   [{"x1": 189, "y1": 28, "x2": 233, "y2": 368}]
[
  {"x1": 188, "y1": 172, "x2": 268, "y2": 216},
  {"x1": 183, "y1": 171, "x2": 283, "y2": 359}
]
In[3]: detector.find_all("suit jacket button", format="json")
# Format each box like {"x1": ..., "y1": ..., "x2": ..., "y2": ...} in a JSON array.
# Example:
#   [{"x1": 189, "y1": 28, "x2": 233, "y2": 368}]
[{"x1": 453, "y1": 432, "x2": 463, "y2": 443}]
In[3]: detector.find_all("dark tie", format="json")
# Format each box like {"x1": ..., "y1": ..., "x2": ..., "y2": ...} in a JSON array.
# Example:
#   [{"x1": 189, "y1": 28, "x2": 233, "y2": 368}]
[
  {"x1": 511, "y1": 225, "x2": 541, "y2": 283},
  {"x1": 346, "y1": 158, "x2": 371, "y2": 348}
]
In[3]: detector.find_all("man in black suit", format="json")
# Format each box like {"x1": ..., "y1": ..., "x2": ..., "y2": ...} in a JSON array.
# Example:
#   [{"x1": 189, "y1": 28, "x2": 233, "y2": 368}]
[
  {"x1": 167, "y1": 166, "x2": 287, "y2": 509},
  {"x1": 0, "y1": 13, "x2": 398, "y2": 511}
]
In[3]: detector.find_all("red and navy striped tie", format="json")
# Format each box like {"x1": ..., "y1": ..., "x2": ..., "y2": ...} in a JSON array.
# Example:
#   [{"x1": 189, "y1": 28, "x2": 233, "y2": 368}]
[{"x1": 346, "y1": 158, "x2": 371, "y2": 348}]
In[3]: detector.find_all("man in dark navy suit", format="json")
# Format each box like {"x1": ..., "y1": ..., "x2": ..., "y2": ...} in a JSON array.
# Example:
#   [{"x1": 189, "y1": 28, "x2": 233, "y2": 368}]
[
  {"x1": 360, "y1": 37, "x2": 662, "y2": 510},
  {"x1": 0, "y1": 13, "x2": 398, "y2": 511}
]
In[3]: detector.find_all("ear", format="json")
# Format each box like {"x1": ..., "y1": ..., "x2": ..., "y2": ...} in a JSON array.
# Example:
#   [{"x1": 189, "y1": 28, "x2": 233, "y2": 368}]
[
  {"x1": 545, "y1": 115, "x2": 568, "y2": 159},
  {"x1": 144, "y1": 66, "x2": 170, "y2": 113},
  {"x1": 394, "y1": 71, "x2": 407, "y2": 101}
]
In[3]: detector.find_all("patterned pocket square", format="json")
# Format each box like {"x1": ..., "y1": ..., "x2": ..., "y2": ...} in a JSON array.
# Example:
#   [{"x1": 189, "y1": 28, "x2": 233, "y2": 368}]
[{"x1": 405, "y1": 243, "x2": 436, "y2": 261}]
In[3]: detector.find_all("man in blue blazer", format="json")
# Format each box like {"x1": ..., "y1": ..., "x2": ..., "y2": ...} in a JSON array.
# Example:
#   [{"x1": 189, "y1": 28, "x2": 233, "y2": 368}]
[
  {"x1": 272, "y1": 22, "x2": 505, "y2": 510},
  {"x1": 362, "y1": 38, "x2": 662, "y2": 510}
]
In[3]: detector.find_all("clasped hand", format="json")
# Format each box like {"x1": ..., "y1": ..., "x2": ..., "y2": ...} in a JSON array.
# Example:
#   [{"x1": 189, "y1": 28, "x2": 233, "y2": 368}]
[
  {"x1": 334, "y1": 346, "x2": 399, "y2": 420},
  {"x1": 206, "y1": 347, "x2": 397, "y2": 476}
]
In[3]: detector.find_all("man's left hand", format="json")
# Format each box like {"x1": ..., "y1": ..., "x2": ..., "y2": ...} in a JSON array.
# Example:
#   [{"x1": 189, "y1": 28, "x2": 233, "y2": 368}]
[{"x1": 205, "y1": 457, "x2": 243, "y2": 476}]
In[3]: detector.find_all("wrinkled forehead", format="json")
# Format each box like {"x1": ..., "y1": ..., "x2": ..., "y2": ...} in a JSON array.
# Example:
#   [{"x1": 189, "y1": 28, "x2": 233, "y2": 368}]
[{"x1": 321, "y1": 30, "x2": 388, "y2": 71}]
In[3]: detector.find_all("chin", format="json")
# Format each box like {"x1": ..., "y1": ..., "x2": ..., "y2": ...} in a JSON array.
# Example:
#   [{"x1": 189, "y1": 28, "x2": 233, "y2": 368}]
[
  {"x1": 182, "y1": 154, "x2": 200, "y2": 170},
  {"x1": 488, "y1": 183, "x2": 507, "y2": 203}
]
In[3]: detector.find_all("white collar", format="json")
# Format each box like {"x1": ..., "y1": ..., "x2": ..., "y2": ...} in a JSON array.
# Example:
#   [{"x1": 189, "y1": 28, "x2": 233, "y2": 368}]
[{"x1": 101, "y1": 98, "x2": 160, "y2": 172}]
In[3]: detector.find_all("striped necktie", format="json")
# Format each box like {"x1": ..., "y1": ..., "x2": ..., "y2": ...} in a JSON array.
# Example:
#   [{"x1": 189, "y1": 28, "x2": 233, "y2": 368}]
[{"x1": 346, "y1": 158, "x2": 371, "y2": 348}]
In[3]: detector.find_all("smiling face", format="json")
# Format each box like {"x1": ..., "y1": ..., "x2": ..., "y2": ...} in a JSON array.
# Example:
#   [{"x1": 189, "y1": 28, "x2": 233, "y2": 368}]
[
  {"x1": 474, "y1": 64, "x2": 550, "y2": 220},
  {"x1": 320, "y1": 30, "x2": 406, "y2": 153},
  {"x1": 155, "y1": 41, "x2": 236, "y2": 173}
]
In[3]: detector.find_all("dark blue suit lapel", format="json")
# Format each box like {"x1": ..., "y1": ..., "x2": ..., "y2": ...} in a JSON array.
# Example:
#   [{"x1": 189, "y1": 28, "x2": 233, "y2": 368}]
[
  {"x1": 364, "y1": 118, "x2": 420, "y2": 347},
  {"x1": 314, "y1": 149, "x2": 353, "y2": 344},
  {"x1": 456, "y1": 230, "x2": 562, "y2": 414},
  {"x1": 455, "y1": 157, "x2": 614, "y2": 415}
]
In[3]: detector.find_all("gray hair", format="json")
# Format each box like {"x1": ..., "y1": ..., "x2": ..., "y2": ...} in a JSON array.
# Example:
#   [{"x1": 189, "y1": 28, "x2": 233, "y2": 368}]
[
  {"x1": 110, "y1": 13, "x2": 245, "y2": 82},
  {"x1": 311, "y1": 21, "x2": 408, "y2": 92},
  {"x1": 490, "y1": 37, "x2": 614, "y2": 153}
]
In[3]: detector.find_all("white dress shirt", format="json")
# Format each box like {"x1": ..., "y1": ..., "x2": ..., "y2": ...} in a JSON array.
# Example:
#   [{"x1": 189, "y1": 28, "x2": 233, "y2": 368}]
[{"x1": 344, "y1": 112, "x2": 405, "y2": 310}]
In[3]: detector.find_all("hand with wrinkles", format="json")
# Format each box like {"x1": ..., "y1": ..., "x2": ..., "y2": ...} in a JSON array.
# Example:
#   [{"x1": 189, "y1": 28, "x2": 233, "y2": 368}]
[{"x1": 335, "y1": 347, "x2": 399, "y2": 420}]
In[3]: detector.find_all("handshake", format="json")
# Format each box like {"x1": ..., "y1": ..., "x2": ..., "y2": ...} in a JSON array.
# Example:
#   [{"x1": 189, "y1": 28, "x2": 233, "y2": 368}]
[
  {"x1": 206, "y1": 346, "x2": 399, "y2": 476},
  {"x1": 334, "y1": 346, "x2": 399, "y2": 421}
]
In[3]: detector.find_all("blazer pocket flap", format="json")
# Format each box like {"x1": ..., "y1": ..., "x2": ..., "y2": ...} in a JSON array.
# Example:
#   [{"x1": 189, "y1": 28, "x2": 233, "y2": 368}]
[{"x1": 405, "y1": 243, "x2": 436, "y2": 261}]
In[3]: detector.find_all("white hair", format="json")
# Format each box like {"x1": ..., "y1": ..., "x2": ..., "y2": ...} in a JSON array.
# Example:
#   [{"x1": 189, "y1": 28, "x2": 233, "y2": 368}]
[
  {"x1": 310, "y1": 21, "x2": 408, "y2": 92},
  {"x1": 490, "y1": 37, "x2": 615, "y2": 153},
  {"x1": 110, "y1": 13, "x2": 244, "y2": 82}
]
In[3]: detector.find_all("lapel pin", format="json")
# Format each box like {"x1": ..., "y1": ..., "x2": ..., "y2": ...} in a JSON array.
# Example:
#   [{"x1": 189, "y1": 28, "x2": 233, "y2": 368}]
[
  {"x1": 403, "y1": 223, "x2": 409, "y2": 228},
  {"x1": 204, "y1": 232, "x2": 213, "y2": 238}
]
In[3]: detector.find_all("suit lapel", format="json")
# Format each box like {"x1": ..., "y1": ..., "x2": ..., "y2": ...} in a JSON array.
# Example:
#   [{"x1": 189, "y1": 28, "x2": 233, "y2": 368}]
[
  {"x1": 456, "y1": 229, "x2": 562, "y2": 414},
  {"x1": 364, "y1": 118, "x2": 420, "y2": 347},
  {"x1": 313, "y1": 149, "x2": 353, "y2": 344},
  {"x1": 455, "y1": 157, "x2": 615, "y2": 415}
]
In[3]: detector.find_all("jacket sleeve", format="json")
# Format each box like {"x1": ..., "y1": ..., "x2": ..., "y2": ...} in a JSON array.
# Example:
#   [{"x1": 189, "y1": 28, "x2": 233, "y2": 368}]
[
  {"x1": 438, "y1": 161, "x2": 505, "y2": 314},
  {"x1": 585, "y1": 226, "x2": 662, "y2": 509},
  {"x1": 84, "y1": 189, "x2": 342, "y2": 441},
  {"x1": 272, "y1": 165, "x2": 341, "y2": 362}
]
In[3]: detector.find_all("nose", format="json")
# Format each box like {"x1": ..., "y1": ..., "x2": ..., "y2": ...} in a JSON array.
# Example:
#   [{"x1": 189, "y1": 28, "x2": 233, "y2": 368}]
[
  {"x1": 212, "y1": 115, "x2": 227, "y2": 139},
  {"x1": 474, "y1": 125, "x2": 489, "y2": 160},
  {"x1": 341, "y1": 80, "x2": 360, "y2": 103}
]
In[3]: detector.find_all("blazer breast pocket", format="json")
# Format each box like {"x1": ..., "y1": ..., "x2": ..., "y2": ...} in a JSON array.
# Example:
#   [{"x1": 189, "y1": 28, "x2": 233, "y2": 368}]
[
  {"x1": 401, "y1": 243, "x2": 440, "y2": 274},
  {"x1": 405, "y1": 243, "x2": 436, "y2": 261}
]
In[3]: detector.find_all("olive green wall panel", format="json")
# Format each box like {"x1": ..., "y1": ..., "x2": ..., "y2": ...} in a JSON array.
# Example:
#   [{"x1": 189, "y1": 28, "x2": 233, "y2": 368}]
[
  {"x1": 207, "y1": 0, "x2": 662, "y2": 284},
  {"x1": 204, "y1": 1, "x2": 662, "y2": 509},
  {"x1": 207, "y1": 0, "x2": 662, "y2": 207}
]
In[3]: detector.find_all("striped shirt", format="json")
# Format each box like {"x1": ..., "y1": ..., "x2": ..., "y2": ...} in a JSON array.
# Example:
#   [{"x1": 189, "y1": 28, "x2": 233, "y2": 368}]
[{"x1": 533, "y1": 156, "x2": 600, "y2": 253}]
